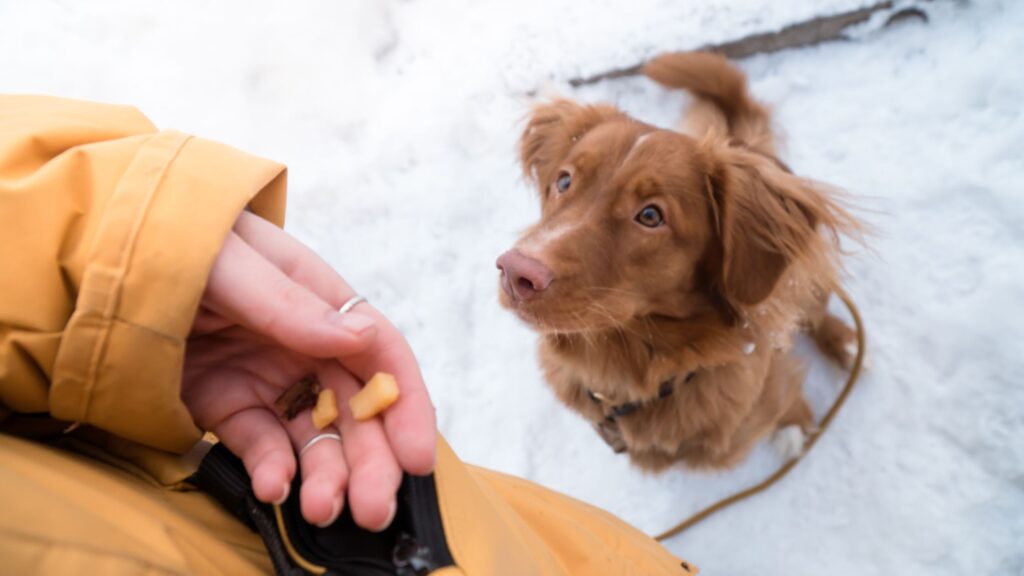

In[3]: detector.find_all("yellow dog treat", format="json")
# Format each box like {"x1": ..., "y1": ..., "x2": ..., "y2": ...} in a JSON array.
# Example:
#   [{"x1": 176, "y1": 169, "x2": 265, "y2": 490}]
[
  {"x1": 311, "y1": 388, "x2": 339, "y2": 430},
  {"x1": 349, "y1": 372, "x2": 400, "y2": 421}
]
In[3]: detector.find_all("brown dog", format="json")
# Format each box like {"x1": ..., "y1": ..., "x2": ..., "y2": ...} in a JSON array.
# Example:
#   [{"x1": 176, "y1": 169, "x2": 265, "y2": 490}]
[{"x1": 497, "y1": 52, "x2": 860, "y2": 472}]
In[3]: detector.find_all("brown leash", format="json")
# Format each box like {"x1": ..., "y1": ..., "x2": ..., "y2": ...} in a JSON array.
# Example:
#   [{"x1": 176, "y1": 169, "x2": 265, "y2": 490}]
[{"x1": 653, "y1": 286, "x2": 866, "y2": 541}]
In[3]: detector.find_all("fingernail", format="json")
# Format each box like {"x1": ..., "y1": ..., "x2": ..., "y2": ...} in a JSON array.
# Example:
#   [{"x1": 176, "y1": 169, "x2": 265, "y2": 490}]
[
  {"x1": 334, "y1": 313, "x2": 375, "y2": 336},
  {"x1": 316, "y1": 494, "x2": 343, "y2": 528},
  {"x1": 273, "y1": 482, "x2": 291, "y2": 506},
  {"x1": 371, "y1": 499, "x2": 398, "y2": 533}
]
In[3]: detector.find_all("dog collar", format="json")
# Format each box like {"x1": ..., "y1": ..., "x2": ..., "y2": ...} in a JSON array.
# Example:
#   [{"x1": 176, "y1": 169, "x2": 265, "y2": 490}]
[{"x1": 587, "y1": 372, "x2": 695, "y2": 419}]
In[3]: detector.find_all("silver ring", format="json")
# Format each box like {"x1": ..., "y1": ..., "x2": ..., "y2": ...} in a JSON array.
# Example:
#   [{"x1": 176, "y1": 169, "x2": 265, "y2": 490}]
[
  {"x1": 337, "y1": 295, "x2": 367, "y2": 316},
  {"x1": 299, "y1": 432, "x2": 342, "y2": 457}
]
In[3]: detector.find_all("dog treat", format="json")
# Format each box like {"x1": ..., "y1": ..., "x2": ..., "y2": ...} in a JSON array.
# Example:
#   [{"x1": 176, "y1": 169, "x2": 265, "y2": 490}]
[
  {"x1": 349, "y1": 372, "x2": 400, "y2": 421},
  {"x1": 311, "y1": 389, "x2": 339, "y2": 430},
  {"x1": 275, "y1": 374, "x2": 321, "y2": 421}
]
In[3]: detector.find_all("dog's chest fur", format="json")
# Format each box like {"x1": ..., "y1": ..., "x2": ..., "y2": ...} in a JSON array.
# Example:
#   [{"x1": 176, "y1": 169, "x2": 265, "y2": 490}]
[{"x1": 535, "y1": 276, "x2": 815, "y2": 471}]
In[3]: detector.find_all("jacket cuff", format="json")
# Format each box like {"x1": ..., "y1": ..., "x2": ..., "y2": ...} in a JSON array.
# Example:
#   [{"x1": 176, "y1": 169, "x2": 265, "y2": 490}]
[{"x1": 50, "y1": 130, "x2": 286, "y2": 453}]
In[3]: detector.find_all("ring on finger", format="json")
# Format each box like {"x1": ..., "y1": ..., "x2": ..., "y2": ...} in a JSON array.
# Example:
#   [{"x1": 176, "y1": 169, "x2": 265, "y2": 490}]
[
  {"x1": 300, "y1": 431, "x2": 342, "y2": 458},
  {"x1": 338, "y1": 295, "x2": 367, "y2": 316}
]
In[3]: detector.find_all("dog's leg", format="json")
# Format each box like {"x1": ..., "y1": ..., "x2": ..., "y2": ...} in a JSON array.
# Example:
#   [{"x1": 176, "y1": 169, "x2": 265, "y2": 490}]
[
  {"x1": 771, "y1": 425, "x2": 807, "y2": 460},
  {"x1": 700, "y1": 354, "x2": 812, "y2": 467},
  {"x1": 777, "y1": 392, "x2": 813, "y2": 430},
  {"x1": 804, "y1": 290, "x2": 860, "y2": 370},
  {"x1": 772, "y1": 392, "x2": 813, "y2": 460},
  {"x1": 813, "y1": 310, "x2": 859, "y2": 370}
]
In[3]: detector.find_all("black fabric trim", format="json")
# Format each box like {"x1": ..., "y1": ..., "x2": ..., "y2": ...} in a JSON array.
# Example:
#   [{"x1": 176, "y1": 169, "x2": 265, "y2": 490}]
[
  {"x1": 189, "y1": 443, "x2": 454, "y2": 576},
  {"x1": 189, "y1": 443, "x2": 303, "y2": 575}
]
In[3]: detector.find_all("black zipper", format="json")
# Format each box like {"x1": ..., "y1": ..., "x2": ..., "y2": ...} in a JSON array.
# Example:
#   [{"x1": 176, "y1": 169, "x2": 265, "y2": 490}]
[
  {"x1": 191, "y1": 443, "x2": 456, "y2": 576},
  {"x1": 399, "y1": 474, "x2": 455, "y2": 571}
]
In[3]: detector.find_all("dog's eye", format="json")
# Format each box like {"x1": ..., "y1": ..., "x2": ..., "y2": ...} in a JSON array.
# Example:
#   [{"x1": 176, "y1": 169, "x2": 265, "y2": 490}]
[
  {"x1": 635, "y1": 205, "x2": 664, "y2": 228},
  {"x1": 555, "y1": 171, "x2": 572, "y2": 193}
]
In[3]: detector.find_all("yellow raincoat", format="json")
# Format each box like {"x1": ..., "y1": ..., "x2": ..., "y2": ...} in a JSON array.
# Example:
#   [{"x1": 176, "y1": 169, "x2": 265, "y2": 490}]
[{"x1": 0, "y1": 95, "x2": 693, "y2": 575}]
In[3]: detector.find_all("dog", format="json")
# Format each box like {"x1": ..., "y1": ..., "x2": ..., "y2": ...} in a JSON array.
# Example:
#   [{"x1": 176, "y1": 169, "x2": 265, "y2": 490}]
[{"x1": 497, "y1": 52, "x2": 860, "y2": 472}]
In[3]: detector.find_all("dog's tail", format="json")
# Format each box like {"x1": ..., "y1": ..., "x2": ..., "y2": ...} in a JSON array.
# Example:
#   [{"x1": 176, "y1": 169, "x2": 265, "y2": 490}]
[{"x1": 643, "y1": 51, "x2": 774, "y2": 155}]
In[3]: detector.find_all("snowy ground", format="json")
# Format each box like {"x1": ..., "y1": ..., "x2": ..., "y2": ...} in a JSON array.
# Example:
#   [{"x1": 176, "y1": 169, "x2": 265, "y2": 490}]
[{"x1": 2, "y1": 0, "x2": 1022, "y2": 574}]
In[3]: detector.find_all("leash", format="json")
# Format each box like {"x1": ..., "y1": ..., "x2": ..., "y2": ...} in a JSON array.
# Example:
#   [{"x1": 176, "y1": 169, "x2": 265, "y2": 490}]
[{"x1": 653, "y1": 286, "x2": 866, "y2": 541}]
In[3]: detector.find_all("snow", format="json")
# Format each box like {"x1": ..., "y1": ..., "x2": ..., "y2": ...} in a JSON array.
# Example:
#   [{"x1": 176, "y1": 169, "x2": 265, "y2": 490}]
[{"x1": 2, "y1": 0, "x2": 1022, "y2": 574}]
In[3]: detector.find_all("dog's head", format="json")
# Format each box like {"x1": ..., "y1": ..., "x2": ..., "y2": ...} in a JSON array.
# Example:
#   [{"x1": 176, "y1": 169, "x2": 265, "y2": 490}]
[{"x1": 498, "y1": 100, "x2": 840, "y2": 333}]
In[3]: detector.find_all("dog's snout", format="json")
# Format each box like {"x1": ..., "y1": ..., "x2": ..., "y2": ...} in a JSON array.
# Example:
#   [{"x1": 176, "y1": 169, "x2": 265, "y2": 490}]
[{"x1": 496, "y1": 249, "x2": 554, "y2": 301}]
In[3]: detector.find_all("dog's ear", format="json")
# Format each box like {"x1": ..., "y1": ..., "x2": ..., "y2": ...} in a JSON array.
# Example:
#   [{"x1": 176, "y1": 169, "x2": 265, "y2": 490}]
[
  {"x1": 700, "y1": 143, "x2": 850, "y2": 308},
  {"x1": 520, "y1": 100, "x2": 623, "y2": 188}
]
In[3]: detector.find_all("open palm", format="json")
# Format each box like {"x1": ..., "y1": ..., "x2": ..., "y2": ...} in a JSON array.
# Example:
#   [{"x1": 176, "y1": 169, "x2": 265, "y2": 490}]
[{"x1": 181, "y1": 212, "x2": 436, "y2": 531}]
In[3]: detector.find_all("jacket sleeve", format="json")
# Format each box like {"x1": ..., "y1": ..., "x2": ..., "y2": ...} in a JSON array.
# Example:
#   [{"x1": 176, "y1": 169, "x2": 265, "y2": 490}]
[{"x1": 0, "y1": 95, "x2": 287, "y2": 453}]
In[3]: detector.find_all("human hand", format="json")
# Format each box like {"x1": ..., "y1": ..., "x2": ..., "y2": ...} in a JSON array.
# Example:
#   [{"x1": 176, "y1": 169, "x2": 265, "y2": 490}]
[{"x1": 182, "y1": 211, "x2": 436, "y2": 531}]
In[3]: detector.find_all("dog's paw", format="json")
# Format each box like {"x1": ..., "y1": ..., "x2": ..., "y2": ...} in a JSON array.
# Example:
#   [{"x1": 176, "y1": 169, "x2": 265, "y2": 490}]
[
  {"x1": 771, "y1": 425, "x2": 807, "y2": 460},
  {"x1": 841, "y1": 339, "x2": 873, "y2": 372}
]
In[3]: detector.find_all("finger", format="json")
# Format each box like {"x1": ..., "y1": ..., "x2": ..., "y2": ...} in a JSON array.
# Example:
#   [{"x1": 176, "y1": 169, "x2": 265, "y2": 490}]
[
  {"x1": 234, "y1": 212, "x2": 437, "y2": 473},
  {"x1": 342, "y1": 340, "x2": 437, "y2": 475},
  {"x1": 325, "y1": 362, "x2": 403, "y2": 531},
  {"x1": 233, "y1": 211, "x2": 358, "y2": 304},
  {"x1": 181, "y1": 369, "x2": 296, "y2": 505},
  {"x1": 284, "y1": 413, "x2": 348, "y2": 527},
  {"x1": 205, "y1": 232, "x2": 378, "y2": 359},
  {"x1": 191, "y1": 307, "x2": 234, "y2": 335},
  {"x1": 218, "y1": 408, "x2": 296, "y2": 505}
]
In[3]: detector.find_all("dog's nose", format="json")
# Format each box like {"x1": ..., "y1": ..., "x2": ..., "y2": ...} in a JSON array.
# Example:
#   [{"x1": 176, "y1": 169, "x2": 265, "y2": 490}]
[{"x1": 496, "y1": 249, "x2": 554, "y2": 301}]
